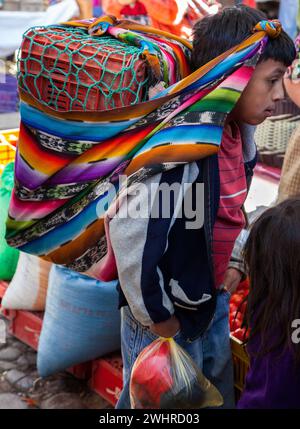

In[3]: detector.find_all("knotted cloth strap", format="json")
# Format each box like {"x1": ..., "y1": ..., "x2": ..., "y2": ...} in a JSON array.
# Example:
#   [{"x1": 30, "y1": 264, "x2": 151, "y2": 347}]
[{"x1": 253, "y1": 20, "x2": 282, "y2": 39}]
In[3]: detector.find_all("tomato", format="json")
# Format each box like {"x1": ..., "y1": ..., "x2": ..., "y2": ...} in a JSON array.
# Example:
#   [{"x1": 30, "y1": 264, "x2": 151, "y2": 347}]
[
  {"x1": 230, "y1": 308, "x2": 242, "y2": 320},
  {"x1": 229, "y1": 303, "x2": 236, "y2": 312},
  {"x1": 239, "y1": 301, "x2": 247, "y2": 315},
  {"x1": 230, "y1": 319, "x2": 239, "y2": 331},
  {"x1": 229, "y1": 309, "x2": 244, "y2": 332},
  {"x1": 230, "y1": 295, "x2": 243, "y2": 306},
  {"x1": 239, "y1": 279, "x2": 250, "y2": 290},
  {"x1": 232, "y1": 328, "x2": 247, "y2": 342}
]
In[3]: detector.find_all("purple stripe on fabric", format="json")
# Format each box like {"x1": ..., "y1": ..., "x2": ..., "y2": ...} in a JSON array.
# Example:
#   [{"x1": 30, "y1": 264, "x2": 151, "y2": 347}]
[
  {"x1": 15, "y1": 151, "x2": 49, "y2": 190},
  {"x1": 47, "y1": 158, "x2": 123, "y2": 185}
]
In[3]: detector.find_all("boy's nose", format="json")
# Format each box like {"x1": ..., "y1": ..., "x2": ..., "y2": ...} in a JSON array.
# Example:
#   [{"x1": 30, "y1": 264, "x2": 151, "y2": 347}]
[{"x1": 273, "y1": 81, "x2": 285, "y2": 101}]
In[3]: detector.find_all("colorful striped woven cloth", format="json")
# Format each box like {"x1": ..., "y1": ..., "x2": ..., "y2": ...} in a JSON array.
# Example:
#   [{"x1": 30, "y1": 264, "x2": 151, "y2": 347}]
[{"x1": 6, "y1": 17, "x2": 273, "y2": 279}]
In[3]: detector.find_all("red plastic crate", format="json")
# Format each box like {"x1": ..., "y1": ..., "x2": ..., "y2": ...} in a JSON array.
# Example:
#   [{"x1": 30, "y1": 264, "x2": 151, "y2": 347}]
[
  {"x1": 67, "y1": 362, "x2": 93, "y2": 380},
  {"x1": 0, "y1": 284, "x2": 43, "y2": 350},
  {"x1": 10, "y1": 309, "x2": 93, "y2": 378},
  {"x1": 8, "y1": 310, "x2": 43, "y2": 351},
  {"x1": 90, "y1": 353, "x2": 123, "y2": 407},
  {"x1": 19, "y1": 26, "x2": 148, "y2": 112}
]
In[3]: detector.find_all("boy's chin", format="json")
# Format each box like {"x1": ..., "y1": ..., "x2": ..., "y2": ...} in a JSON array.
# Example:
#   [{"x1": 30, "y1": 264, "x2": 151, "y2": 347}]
[{"x1": 243, "y1": 117, "x2": 266, "y2": 126}]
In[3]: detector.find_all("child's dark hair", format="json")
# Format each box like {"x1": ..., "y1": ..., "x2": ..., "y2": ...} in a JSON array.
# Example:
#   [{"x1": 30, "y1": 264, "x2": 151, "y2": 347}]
[
  {"x1": 244, "y1": 198, "x2": 300, "y2": 362},
  {"x1": 192, "y1": 5, "x2": 296, "y2": 70}
]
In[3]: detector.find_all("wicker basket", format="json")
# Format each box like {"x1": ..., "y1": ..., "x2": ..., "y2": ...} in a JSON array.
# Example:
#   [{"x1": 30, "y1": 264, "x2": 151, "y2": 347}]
[
  {"x1": 255, "y1": 114, "x2": 300, "y2": 168},
  {"x1": 231, "y1": 335, "x2": 249, "y2": 401},
  {"x1": 272, "y1": 98, "x2": 300, "y2": 117}
]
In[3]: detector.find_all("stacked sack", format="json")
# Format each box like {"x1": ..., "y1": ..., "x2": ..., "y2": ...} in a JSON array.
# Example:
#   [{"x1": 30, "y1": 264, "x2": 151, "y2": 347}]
[
  {"x1": 1, "y1": 253, "x2": 52, "y2": 311},
  {"x1": 2, "y1": 253, "x2": 120, "y2": 377},
  {"x1": 2, "y1": 259, "x2": 121, "y2": 376},
  {"x1": 37, "y1": 265, "x2": 120, "y2": 377}
]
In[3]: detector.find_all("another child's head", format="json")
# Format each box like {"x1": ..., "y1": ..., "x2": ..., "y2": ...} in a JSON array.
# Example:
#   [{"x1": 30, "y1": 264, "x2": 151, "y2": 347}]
[
  {"x1": 192, "y1": 5, "x2": 296, "y2": 125},
  {"x1": 244, "y1": 198, "x2": 300, "y2": 360}
]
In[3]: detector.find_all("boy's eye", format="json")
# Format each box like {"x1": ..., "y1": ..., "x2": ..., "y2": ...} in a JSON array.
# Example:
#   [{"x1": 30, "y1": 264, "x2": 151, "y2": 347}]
[{"x1": 269, "y1": 78, "x2": 279, "y2": 85}]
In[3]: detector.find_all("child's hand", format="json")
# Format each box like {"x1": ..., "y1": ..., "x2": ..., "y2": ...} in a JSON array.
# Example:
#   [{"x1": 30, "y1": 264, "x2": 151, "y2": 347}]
[
  {"x1": 223, "y1": 267, "x2": 243, "y2": 295},
  {"x1": 149, "y1": 315, "x2": 180, "y2": 338}
]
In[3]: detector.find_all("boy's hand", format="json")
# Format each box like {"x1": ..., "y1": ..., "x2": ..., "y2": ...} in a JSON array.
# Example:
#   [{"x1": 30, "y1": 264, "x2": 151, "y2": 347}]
[
  {"x1": 149, "y1": 315, "x2": 180, "y2": 338},
  {"x1": 223, "y1": 267, "x2": 243, "y2": 295}
]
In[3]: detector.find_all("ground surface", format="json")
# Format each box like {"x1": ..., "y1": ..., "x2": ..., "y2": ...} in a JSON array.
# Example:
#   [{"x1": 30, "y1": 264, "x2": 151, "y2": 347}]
[{"x1": 0, "y1": 315, "x2": 112, "y2": 409}]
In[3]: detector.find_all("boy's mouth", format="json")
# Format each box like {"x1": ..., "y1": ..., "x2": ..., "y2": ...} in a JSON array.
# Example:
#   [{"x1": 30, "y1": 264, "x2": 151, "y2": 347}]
[{"x1": 264, "y1": 108, "x2": 275, "y2": 117}]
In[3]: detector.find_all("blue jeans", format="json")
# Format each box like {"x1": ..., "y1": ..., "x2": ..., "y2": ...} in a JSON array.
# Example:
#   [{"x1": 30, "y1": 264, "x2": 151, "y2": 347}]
[
  {"x1": 116, "y1": 290, "x2": 235, "y2": 409},
  {"x1": 279, "y1": 0, "x2": 298, "y2": 39}
]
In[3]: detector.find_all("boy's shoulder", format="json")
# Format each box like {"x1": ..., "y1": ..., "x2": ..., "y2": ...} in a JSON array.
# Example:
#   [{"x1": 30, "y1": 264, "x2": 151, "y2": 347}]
[
  {"x1": 222, "y1": 121, "x2": 257, "y2": 163},
  {"x1": 223, "y1": 121, "x2": 242, "y2": 142}
]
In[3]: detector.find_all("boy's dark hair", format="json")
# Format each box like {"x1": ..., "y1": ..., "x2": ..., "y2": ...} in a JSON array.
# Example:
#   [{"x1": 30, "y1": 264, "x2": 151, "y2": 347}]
[
  {"x1": 192, "y1": 5, "x2": 296, "y2": 70},
  {"x1": 244, "y1": 197, "x2": 300, "y2": 362}
]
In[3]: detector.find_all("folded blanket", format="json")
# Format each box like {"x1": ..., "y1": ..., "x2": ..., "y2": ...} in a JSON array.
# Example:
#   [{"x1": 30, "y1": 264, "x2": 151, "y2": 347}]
[{"x1": 5, "y1": 17, "x2": 278, "y2": 280}]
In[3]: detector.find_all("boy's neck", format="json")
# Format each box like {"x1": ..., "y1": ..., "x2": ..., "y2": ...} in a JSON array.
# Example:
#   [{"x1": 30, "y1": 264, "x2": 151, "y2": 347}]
[{"x1": 224, "y1": 117, "x2": 239, "y2": 140}]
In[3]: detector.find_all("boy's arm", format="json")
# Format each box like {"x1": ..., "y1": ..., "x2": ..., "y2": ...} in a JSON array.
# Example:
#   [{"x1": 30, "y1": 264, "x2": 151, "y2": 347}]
[
  {"x1": 227, "y1": 228, "x2": 249, "y2": 276},
  {"x1": 224, "y1": 229, "x2": 249, "y2": 294},
  {"x1": 109, "y1": 170, "x2": 183, "y2": 333},
  {"x1": 224, "y1": 205, "x2": 271, "y2": 293}
]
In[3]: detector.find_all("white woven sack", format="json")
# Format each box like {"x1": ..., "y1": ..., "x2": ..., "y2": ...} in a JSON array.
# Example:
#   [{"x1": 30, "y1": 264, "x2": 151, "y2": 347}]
[{"x1": 1, "y1": 252, "x2": 52, "y2": 311}]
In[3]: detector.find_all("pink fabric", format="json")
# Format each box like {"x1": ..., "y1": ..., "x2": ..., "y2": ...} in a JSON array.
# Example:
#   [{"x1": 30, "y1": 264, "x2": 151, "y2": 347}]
[
  {"x1": 212, "y1": 123, "x2": 248, "y2": 288},
  {"x1": 86, "y1": 186, "x2": 128, "y2": 281}
]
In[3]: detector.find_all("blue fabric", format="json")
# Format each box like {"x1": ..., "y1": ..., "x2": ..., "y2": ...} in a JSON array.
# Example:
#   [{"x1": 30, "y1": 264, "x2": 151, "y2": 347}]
[
  {"x1": 279, "y1": 0, "x2": 299, "y2": 39},
  {"x1": 93, "y1": 6, "x2": 103, "y2": 17},
  {"x1": 116, "y1": 290, "x2": 235, "y2": 409},
  {"x1": 37, "y1": 265, "x2": 121, "y2": 377},
  {"x1": 134, "y1": 125, "x2": 222, "y2": 155},
  {"x1": 20, "y1": 102, "x2": 136, "y2": 141}
]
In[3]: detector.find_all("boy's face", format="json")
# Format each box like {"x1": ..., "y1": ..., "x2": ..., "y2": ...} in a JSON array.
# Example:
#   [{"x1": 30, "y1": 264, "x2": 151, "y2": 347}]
[{"x1": 231, "y1": 59, "x2": 287, "y2": 125}]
